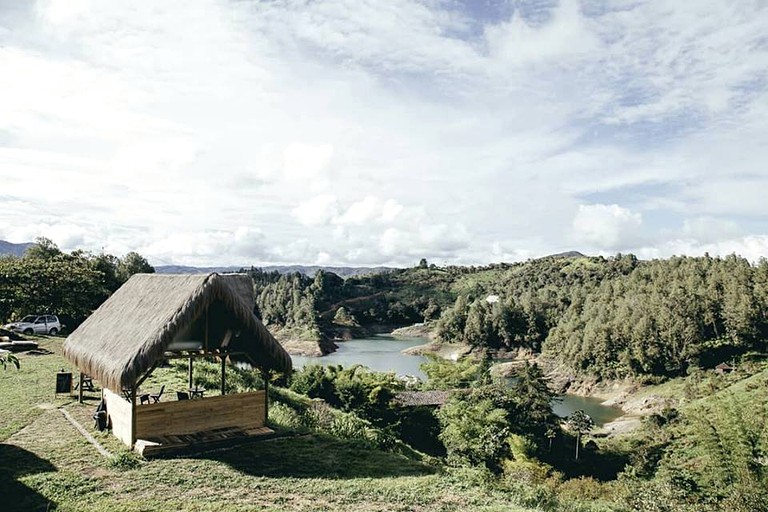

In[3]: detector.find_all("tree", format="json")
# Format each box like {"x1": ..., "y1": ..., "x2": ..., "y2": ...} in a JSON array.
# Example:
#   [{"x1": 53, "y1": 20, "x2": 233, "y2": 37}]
[
  {"x1": 510, "y1": 362, "x2": 558, "y2": 438},
  {"x1": 333, "y1": 306, "x2": 358, "y2": 326},
  {"x1": 438, "y1": 389, "x2": 512, "y2": 470},
  {"x1": 24, "y1": 237, "x2": 62, "y2": 260},
  {"x1": 0, "y1": 249, "x2": 105, "y2": 324},
  {"x1": 118, "y1": 252, "x2": 154, "y2": 281},
  {"x1": 567, "y1": 409, "x2": 594, "y2": 461},
  {"x1": 420, "y1": 353, "x2": 483, "y2": 390},
  {"x1": 545, "y1": 426, "x2": 557, "y2": 451},
  {"x1": 422, "y1": 299, "x2": 440, "y2": 322}
]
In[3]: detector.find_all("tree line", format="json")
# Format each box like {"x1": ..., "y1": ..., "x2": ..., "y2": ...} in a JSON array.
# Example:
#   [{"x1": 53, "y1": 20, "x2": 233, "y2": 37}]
[
  {"x1": 0, "y1": 238, "x2": 154, "y2": 329},
  {"x1": 246, "y1": 253, "x2": 768, "y2": 379},
  {"x1": 432, "y1": 254, "x2": 768, "y2": 378}
]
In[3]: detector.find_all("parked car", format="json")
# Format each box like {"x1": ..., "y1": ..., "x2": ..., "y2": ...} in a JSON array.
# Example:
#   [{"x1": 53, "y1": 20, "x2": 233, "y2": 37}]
[{"x1": 3, "y1": 315, "x2": 62, "y2": 335}]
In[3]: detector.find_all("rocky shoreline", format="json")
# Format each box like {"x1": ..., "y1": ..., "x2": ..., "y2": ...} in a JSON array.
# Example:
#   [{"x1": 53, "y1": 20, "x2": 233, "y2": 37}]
[
  {"x1": 390, "y1": 322, "x2": 435, "y2": 339},
  {"x1": 274, "y1": 322, "x2": 430, "y2": 357},
  {"x1": 269, "y1": 326, "x2": 338, "y2": 357},
  {"x1": 402, "y1": 341, "x2": 472, "y2": 360}
]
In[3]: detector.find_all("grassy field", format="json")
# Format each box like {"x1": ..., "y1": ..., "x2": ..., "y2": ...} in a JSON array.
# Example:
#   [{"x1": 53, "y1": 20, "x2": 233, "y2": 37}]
[{"x1": 1, "y1": 337, "x2": 538, "y2": 512}]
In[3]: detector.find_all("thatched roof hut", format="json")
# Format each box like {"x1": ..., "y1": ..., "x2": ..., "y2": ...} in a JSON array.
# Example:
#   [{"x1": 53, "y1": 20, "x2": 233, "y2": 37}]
[
  {"x1": 64, "y1": 273, "x2": 291, "y2": 391},
  {"x1": 715, "y1": 362, "x2": 735, "y2": 374}
]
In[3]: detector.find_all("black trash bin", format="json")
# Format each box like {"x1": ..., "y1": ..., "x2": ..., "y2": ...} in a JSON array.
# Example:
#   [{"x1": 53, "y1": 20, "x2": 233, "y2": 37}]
[{"x1": 93, "y1": 399, "x2": 108, "y2": 431}]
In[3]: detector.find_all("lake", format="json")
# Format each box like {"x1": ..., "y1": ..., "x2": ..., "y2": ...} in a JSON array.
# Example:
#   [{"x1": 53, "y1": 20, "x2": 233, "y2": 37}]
[
  {"x1": 551, "y1": 394, "x2": 623, "y2": 426},
  {"x1": 290, "y1": 335, "x2": 623, "y2": 426},
  {"x1": 292, "y1": 335, "x2": 428, "y2": 378}
]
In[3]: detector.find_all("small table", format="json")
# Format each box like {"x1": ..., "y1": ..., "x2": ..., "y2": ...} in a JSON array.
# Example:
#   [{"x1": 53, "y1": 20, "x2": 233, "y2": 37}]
[{"x1": 188, "y1": 387, "x2": 205, "y2": 399}]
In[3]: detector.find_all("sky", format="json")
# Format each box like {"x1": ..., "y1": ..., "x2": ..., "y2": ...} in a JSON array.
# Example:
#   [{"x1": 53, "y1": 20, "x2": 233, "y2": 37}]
[{"x1": 1, "y1": 0, "x2": 767, "y2": 267}]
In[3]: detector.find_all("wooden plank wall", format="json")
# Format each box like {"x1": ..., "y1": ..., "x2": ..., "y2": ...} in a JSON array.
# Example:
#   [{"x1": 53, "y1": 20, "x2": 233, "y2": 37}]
[
  {"x1": 135, "y1": 391, "x2": 266, "y2": 439},
  {"x1": 104, "y1": 388, "x2": 134, "y2": 447}
]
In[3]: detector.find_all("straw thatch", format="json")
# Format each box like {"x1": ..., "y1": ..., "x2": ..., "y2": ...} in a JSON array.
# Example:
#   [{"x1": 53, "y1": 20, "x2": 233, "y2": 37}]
[{"x1": 64, "y1": 273, "x2": 292, "y2": 391}]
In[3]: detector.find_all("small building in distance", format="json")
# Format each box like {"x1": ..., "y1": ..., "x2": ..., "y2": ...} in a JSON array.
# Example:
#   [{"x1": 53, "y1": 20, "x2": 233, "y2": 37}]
[
  {"x1": 715, "y1": 362, "x2": 735, "y2": 374},
  {"x1": 393, "y1": 390, "x2": 451, "y2": 408}
]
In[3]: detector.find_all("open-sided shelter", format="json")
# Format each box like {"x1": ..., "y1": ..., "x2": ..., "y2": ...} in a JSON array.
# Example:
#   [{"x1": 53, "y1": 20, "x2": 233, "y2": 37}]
[{"x1": 64, "y1": 273, "x2": 292, "y2": 455}]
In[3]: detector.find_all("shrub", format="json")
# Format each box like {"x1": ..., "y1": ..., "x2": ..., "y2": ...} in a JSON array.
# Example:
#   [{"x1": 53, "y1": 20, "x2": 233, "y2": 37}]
[{"x1": 108, "y1": 451, "x2": 143, "y2": 471}]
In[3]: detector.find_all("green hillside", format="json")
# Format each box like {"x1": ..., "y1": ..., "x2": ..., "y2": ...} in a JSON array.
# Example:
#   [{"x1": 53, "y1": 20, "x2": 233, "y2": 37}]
[{"x1": 0, "y1": 338, "x2": 542, "y2": 512}]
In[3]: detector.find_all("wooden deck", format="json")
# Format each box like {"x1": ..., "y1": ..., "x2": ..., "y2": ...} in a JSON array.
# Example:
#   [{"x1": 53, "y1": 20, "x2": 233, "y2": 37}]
[{"x1": 135, "y1": 425, "x2": 274, "y2": 457}]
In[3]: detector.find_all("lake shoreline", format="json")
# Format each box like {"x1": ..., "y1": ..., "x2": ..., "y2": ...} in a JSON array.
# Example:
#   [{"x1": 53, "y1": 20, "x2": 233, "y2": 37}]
[{"x1": 281, "y1": 325, "x2": 640, "y2": 436}]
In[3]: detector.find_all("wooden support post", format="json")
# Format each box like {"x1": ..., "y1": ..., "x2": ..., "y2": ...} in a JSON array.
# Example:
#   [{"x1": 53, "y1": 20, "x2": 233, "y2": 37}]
[
  {"x1": 135, "y1": 361, "x2": 159, "y2": 389},
  {"x1": 220, "y1": 355, "x2": 226, "y2": 395},
  {"x1": 78, "y1": 372, "x2": 84, "y2": 404},
  {"x1": 188, "y1": 356, "x2": 194, "y2": 389},
  {"x1": 204, "y1": 306, "x2": 209, "y2": 352},
  {"x1": 262, "y1": 370, "x2": 269, "y2": 423},
  {"x1": 130, "y1": 384, "x2": 137, "y2": 448}
]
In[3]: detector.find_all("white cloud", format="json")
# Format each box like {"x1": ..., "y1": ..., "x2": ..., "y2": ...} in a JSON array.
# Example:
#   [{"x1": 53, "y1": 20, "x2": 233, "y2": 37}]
[
  {"x1": 139, "y1": 227, "x2": 268, "y2": 266},
  {"x1": 572, "y1": 204, "x2": 643, "y2": 249},
  {"x1": 637, "y1": 236, "x2": 768, "y2": 264},
  {"x1": 0, "y1": 1, "x2": 766, "y2": 265},
  {"x1": 335, "y1": 196, "x2": 404, "y2": 226},
  {"x1": 5, "y1": 222, "x2": 90, "y2": 252},
  {"x1": 336, "y1": 196, "x2": 383, "y2": 226},
  {"x1": 378, "y1": 223, "x2": 469, "y2": 259},
  {"x1": 292, "y1": 195, "x2": 339, "y2": 226},
  {"x1": 282, "y1": 143, "x2": 335, "y2": 182},
  {"x1": 484, "y1": 0, "x2": 599, "y2": 67},
  {"x1": 682, "y1": 217, "x2": 742, "y2": 244}
]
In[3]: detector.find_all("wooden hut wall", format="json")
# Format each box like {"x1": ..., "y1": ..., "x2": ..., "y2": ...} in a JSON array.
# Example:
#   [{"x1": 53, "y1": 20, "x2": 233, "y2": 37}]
[
  {"x1": 104, "y1": 388, "x2": 134, "y2": 447},
  {"x1": 135, "y1": 390, "x2": 266, "y2": 439}
]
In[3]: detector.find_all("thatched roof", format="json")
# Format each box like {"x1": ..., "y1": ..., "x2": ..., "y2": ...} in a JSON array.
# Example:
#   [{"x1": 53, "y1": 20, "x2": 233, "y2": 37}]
[{"x1": 64, "y1": 273, "x2": 292, "y2": 391}]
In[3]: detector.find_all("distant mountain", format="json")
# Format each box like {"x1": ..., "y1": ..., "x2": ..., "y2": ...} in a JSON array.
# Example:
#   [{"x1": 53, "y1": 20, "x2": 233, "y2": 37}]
[
  {"x1": 0, "y1": 240, "x2": 34, "y2": 257},
  {"x1": 154, "y1": 265, "x2": 243, "y2": 275},
  {"x1": 545, "y1": 250, "x2": 587, "y2": 259},
  {"x1": 155, "y1": 264, "x2": 397, "y2": 278}
]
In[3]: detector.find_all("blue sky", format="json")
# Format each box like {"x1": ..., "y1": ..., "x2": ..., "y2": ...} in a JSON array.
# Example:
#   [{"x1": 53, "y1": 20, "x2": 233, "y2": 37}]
[{"x1": 0, "y1": 0, "x2": 767, "y2": 266}]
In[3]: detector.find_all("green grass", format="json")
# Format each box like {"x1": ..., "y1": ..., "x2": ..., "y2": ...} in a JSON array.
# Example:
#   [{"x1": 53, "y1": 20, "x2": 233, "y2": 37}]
[
  {"x1": 0, "y1": 339, "x2": 541, "y2": 512},
  {"x1": 0, "y1": 335, "x2": 78, "y2": 440},
  {"x1": 617, "y1": 359, "x2": 768, "y2": 412}
]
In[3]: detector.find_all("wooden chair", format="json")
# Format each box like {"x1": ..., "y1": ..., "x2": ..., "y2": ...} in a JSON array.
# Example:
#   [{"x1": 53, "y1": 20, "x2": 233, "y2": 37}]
[
  {"x1": 150, "y1": 385, "x2": 165, "y2": 403},
  {"x1": 82, "y1": 375, "x2": 95, "y2": 392},
  {"x1": 176, "y1": 391, "x2": 189, "y2": 401}
]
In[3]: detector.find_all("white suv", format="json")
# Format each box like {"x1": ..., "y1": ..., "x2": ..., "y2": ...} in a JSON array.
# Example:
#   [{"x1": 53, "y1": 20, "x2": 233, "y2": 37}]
[{"x1": 4, "y1": 315, "x2": 62, "y2": 335}]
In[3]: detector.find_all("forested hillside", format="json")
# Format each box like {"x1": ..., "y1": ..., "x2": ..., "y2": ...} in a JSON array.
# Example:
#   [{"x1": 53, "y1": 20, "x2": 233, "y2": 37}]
[
  {"x1": 246, "y1": 254, "x2": 768, "y2": 380},
  {"x1": 433, "y1": 254, "x2": 768, "y2": 379}
]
